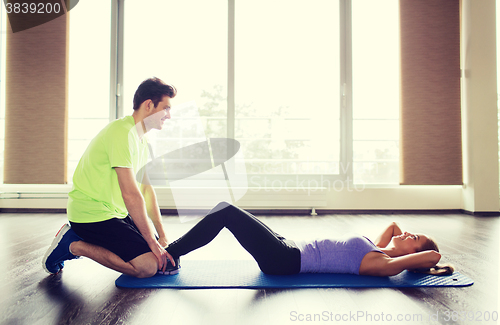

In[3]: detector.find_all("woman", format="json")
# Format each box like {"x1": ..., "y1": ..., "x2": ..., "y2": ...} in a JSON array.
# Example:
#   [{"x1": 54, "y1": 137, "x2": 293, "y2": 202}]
[{"x1": 164, "y1": 202, "x2": 453, "y2": 276}]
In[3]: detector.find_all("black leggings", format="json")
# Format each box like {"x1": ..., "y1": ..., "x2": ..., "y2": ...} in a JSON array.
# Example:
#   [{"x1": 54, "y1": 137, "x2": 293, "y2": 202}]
[{"x1": 166, "y1": 202, "x2": 301, "y2": 275}]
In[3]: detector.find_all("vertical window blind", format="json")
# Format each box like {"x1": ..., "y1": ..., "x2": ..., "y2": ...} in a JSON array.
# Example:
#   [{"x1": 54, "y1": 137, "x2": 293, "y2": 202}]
[
  {"x1": 4, "y1": 14, "x2": 68, "y2": 184},
  {"x1": 399, "y1": 0, "x2": 462, "y2": 185}
]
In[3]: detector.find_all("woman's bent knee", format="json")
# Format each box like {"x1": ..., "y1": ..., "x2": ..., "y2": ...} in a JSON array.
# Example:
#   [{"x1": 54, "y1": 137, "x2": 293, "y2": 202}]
[
  {"x1": 210, "y1": 201, "x2": 234, "y2": 215},
  {"x1": 216, "y1": 201, "x2": 232, "y2": 210}
]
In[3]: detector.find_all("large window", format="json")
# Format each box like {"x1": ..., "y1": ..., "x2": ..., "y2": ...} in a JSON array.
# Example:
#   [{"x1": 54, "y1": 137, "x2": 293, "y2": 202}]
[
  {"x1": 122, "y1": 0, "x2": 348, "y2": 187},
  {"x1": 67, "y1": 0, "x2": 112, "y2": 181},
  {"x1": 352, "y1": 0, "x2": 400, "y2": 184},
  {"x1": 123, "y1": 0, "x2": 228, "y2": 166},
  {"x1": 120, "y1": 0, "x2": 401, "y2": 186},
  {"x1": 235, "y1": 0, "x2": 341, "y2": 185}
]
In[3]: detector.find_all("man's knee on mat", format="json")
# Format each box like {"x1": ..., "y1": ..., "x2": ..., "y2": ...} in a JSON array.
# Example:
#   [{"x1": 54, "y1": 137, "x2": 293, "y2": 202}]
[{"x1": 130, "y1": 253, "x2": 158, "y2": 278}]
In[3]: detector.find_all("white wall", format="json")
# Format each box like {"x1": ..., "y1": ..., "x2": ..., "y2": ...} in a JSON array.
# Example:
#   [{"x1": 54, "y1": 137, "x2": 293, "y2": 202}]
[{"x1": 461, "y1": 0, "x2": 499, "y2": 213}]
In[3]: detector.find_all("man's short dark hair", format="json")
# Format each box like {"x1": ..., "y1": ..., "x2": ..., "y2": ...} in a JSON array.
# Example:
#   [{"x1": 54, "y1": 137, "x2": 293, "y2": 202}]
[{"x1": 133, "y1": 77, "x2": 177, "y2": 110}]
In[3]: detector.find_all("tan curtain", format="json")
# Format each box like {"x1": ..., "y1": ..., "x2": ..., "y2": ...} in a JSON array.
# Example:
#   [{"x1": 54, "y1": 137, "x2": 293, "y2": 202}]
[
  {"x1": 4, "y1": 13, "x2": 69, "y2": 184},
  {"x1": 399, "y1": 0, "x2": 462, "y2": 185}
]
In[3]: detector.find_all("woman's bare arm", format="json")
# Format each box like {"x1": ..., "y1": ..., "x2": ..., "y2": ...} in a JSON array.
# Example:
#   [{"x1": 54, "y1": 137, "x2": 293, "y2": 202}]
[
  {"x1": 374, "y1": 222, "x2": 403, "y2": 248},
  {"x1": 361, "y1": 250, "x2": 441, "y2": 276}
]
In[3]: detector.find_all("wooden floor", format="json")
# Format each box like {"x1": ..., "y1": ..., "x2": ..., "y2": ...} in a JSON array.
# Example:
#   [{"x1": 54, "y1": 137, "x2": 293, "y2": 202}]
[{"x1": 0, "y1": 212, "x2": 498, "y2": 325}]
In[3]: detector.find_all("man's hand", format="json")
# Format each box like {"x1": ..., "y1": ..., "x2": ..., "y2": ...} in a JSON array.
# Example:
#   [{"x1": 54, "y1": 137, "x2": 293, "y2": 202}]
[{"x1": 148, "y1": 240, "x2": 175, "y2": 272}]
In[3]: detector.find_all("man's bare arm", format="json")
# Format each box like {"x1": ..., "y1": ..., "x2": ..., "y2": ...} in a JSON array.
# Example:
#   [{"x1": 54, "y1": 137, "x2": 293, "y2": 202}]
[{"x1": 114, "y1": 167, "x2": 173, "y2": 270}]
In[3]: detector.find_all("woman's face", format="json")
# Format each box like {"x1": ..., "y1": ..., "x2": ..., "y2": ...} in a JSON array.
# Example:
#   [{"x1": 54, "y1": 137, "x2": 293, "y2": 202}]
[{"x1": 392, "y1": 232, "x2": 429, "y2": 254}]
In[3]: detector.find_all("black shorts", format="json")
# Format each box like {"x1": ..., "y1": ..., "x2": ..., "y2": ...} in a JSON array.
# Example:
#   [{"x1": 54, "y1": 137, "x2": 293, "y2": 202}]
[{"x1": 70, "y1": 215, "x2": 151, "y2": 263}]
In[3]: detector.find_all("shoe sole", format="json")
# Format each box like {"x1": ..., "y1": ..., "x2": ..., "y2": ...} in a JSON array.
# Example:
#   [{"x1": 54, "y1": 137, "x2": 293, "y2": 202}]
[
  {"x1": 157, "y1": 269, "x2": 179, "y2": 275},
  {"x1": 42, "y1": 224, "x2": 71, "y2": 274}
]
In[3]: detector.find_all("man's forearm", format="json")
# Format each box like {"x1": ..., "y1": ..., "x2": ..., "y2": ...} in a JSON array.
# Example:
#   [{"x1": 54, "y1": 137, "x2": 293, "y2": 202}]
[
  {"x1": 123, "y1": 193, "x2": 157, "y2": 244},
  {"x1": 143, "y1": 185, "x2": 166, "y2": 238}
]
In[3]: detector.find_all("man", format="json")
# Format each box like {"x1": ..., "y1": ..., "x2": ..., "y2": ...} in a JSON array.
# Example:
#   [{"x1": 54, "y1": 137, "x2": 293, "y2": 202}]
[{"x1": 42, "y1": 77, "x2": 178, "y2": 278}]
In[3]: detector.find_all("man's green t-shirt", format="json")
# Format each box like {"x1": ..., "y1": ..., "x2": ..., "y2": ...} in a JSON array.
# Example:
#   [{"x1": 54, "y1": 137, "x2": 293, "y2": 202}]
[{"x1": 67, "y1": 116, "x2": 149, "y2": 223}]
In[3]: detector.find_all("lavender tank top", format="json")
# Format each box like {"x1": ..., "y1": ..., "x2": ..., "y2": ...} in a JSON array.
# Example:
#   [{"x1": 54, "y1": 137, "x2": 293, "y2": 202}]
[{"x1": 296, "y1": 234, "x2": 385, "y2": 275}]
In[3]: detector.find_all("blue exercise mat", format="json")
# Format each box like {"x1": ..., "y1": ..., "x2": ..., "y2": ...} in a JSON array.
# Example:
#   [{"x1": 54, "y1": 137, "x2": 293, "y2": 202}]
[{"x1": 115, "y1": 260, "x2": 473, "y2": 289}]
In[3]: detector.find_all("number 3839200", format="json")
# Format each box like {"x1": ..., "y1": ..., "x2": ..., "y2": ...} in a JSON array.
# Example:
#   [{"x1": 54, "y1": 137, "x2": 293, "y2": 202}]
[{"x1": 5, "y1": 2, "x2": 62, "y2": 14}]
